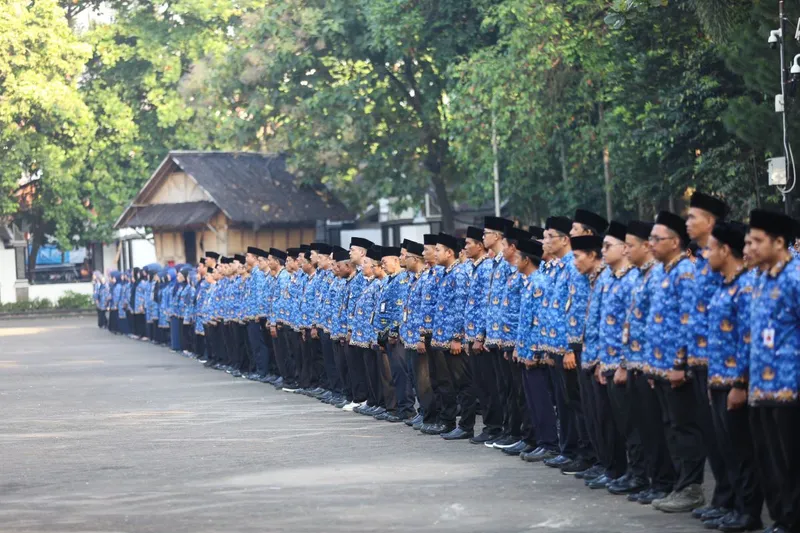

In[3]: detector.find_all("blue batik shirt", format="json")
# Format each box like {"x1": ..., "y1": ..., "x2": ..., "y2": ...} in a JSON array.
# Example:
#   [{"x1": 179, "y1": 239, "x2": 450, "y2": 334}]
[
  {"x1": 400, "y1": 270, "x2": 424, "y2": 349},
  {"x1": 345, "y1": 270, "x2": 369, "y2": 336},
  {"x1": 689, "y1": 254, "x2": 723, "y2": 368},
  {"x1": 539, "y1": 255, "x2": 569, "y2": 354},
  {"x1": 419, "y1": 265, "x2": 443, "y2": 337},
  {"x1": 748, "y1": 256, "x2": 800, "y2": 405},
  {"x1": 182, "y1": 284, "x2": 196, "y2": 324},
  {"x1": 564, "y1": 254, "x2": 591, "y2": 351},
  {"x1": 485, "y1": 256, "x2": 514, "y2": 349},
  {"x1": 313, "y1": 269, "x2": 334, "y2": 329},
  {"x1": 288, "y1": 271, "x2": 308, "y2": 331},
  {"x1": 299, "y1": 270, "x2": 320, "y2": 329},
  {"x1": 332, "y1": 273, "x2": 359, "y2": 340},
  {"x1": 158, "y1": 285, "x2": 170, "y2": 327},
  {"x1": 350, "y1": 277, "x2": 381, "y2": 347},
  {"x1": 323, "y1": 276, "x2": 345, "y2": 335},
  {"x1": 375, "y1": 271, "x2": 410, "y2": 339},
  {"x1": 134, "y1": 280, "x2": 148, "y2": 314},
  {"x1": 644, "y1": 254, "x2": 695, "y2": 378},
  {"x1": 464, "y1": 256, "x2": 493, "y2": 343},
  {"x1": 622, "y1": 261, "x2": 661, "y2": 370},
  {"x1": 271, "y1": 269, "x2": 291, "y2": 326},
  {"x1": 581, "y1": 267, "x2": 609, "y2": 371},
  {"x1": 431, "y1": 261, "x2": 470, "y2": 349},
  {"x1": 597, "y1": 266, "x2": 639, "y2": 373},
  {"x1": 492, "y1": 268, "x2": 528, "y2": 350},
  {"x1": 517, "y1": 269, "x2": 546, "y2": 361},
  {"x1": 707, "y1": 268, "x2": 752, "y2": 390}
]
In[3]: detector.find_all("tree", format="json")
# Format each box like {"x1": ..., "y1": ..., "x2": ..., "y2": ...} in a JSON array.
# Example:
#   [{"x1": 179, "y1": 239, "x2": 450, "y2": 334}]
[
  {"x1": 183, "y1": 0, "x2": 503, "y2": 231},
  {"x1": 0, "y1": 0, "x2": 97, "y2": 280}
]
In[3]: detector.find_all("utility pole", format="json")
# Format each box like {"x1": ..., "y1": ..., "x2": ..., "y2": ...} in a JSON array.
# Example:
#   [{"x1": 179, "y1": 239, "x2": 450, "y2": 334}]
[
  {"x1": 778, "y1": 0, "x2": 794, "y2": 215},
  {"x1": 491, "y1": 110, "x2": 501, "y2": 217}
]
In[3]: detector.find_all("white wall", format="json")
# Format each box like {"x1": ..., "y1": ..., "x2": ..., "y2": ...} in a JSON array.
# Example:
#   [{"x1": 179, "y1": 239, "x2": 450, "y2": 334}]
[
  {"x1": 340, "y1": 228, "x2": 383, "y2": 246},
  {"x1": 399, "y1": 224, "x2": 431, "y2": 245},
  {"x1": 28, "y1": 282, "x2": 93, "y2": 303},
  {"x1": 0, "y1": 247, "x2": 17, "y2": 304},
  {"x1": 131, "y1": 237, "x2": 157, "y2": 268}
]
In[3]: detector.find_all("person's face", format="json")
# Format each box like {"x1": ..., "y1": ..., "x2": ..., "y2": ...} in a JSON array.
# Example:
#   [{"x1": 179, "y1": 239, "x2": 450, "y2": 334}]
[
  {"x1": 706, "y1": 235, "x2": 728, "y2": 273},
  {"x1": 177, "y1": 272, "x2": 185, "y2": 283},
  {"x1": 349, "y1": 246, "x2": 366, "y2": 265},
  {"x1": 743, "y1": 235, "x2": 754, "y2": 269},
  {"x1": 423, "y1": 244, "x2": 436, "y2": 263},
  {"x1": 747, "y1": 228, "x2": 785, "y2": 267},
  {"x1": 464, "y1": 238, "x2": 483, "y2": 259},
  {"x1": 483, "y1": 229, "x2": 501, "y2": 249},
  {"x1": 649, "y1": 224, "x2": 679, "y2": 262},
  {"x1": 213, "y1": 271, "x2": 222, "y2": 281},
  {"x1": 399, "y1": 249, "x2": 408, "y2": 268},
  {"x1": 435, "y1": 244, "x2": 450, "y2": 266},
  {"x1": 625, "y1": 234, "x2": 649, "y2": 266},
  {"x1": 512, "y1": 250, "x2": 524, "y2": 268},
  {"x1": 686, "y1": 208, "x2": 715, "y2": 241},
  {"x1": 382, "y1": 256, "x2": 400, "y2": 273},
  {"x1": 502, "y1": 241, "x2": 516, "y2": 262},
  {"x1": 207, "y1": 258, "x2": 217, "y2": 269},
  {"x1": 544, "y1": 229, "x2": 567, "y2": 255},
  {"x1": 257, "y1": 257, "x2": 268, "y2": 271},
  {"x1": 286, "y1": 257, "x2": 297, "y2": 271},
  {"x1": 570, "y1": 222, "x2": 592, "y2": 238},
  {"x1": 362, "y1": 260, "x2": 374, "y2": 277},
  {"x1": 602, "y1": 236, "x2": 627, "y2": 266},
  {"x1": 310, "y1": 250, "x2": 319, "y2": 266},
  {"x1": 573, "y1": 250, "x2": 598, "y2": 275},
  {"x1": 246, "y1": 253, "x2": 256, "y2": 267}
]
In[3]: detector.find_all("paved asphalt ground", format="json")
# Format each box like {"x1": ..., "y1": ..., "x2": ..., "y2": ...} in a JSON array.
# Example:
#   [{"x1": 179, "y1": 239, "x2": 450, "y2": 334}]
[{"x1": 1, "y1": 317, "x2": 714, "y2": 533}]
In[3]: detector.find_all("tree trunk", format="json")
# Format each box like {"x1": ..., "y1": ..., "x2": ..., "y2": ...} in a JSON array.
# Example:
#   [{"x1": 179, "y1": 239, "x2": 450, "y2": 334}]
[
  {"x1": 431, "y1": 172, "x2": 455, "y2": 233},
  {"x1": 598, "y1": 103, "x2": 613, "y2": 221},
  {"x1": 27, "y1": 229, "x2": 44, "y2": 284}
]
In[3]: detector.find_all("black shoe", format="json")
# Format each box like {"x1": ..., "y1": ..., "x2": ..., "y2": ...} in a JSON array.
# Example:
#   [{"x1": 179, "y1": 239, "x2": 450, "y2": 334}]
[
  {"x1": 629, "y1": 488, "x2": 649, "y2": 502},
  {"x1": 543, "y1": 455, "x2": 572, "y2": 468},
  {"x1": 272, "y1": 378, "x2": 284, "y2": 389},
  {"x1": 608, "y1": 475, "x2": 648, "y2": 495},
  {"x1": 502, "y1": 441, "x2": 533, "y2": 456},
  {"x1": 231, "y1": 370, "x2": 242, "y2": 378},
  {"x1": 522, "y1": 447, "x2": 557, "y2": 463},
  {"x1": 694, "y1": 506, "x2": 723, "y2": 520},
  {"x1": 385, "y1": 413, "x2": 406, "y2": 423},
  {"x1": 561, "y1": 458, "x2": 593, "y2": 475},
  {"x1": 717, "y1": 513, "x2": 762, "y2": 533},
  {"x1": 483, "y1": 433, "x2": 506, "y2": 448},
  {"x1": 575, "y1": 464, "x2": 604, "y2": 480},
  {"x1": 334, "y1": 398, "x2": 349, "y2": 409},
  {"x1": 702, "y1": 508, "x2": 734, "y2": 522},
  {"x1": 491, "y1": 435, "x2": 518, "y2": 449},
  {"x1": 587, "y1": 474, "x2": 612, "y2": 490},
  {"x1": 441, "y1": 427, "x2": 474, "y2": 440},
  {"x1": 420, "y1": 423, "x2": 444, "y2": 435},
  {"x1": 353, "y1": 404, "x2": 366, "y2": 414},
  {"x1": 406, "y1": 413, "x2": 423, "y2": 427},
  {"x1": 413, "y1": 419, "x2": 425, "y2": 431},
  {"x1": 370, "y1": 406, "x2": 386, "y2": 416},
  {"x1": 639, "y1": 488, "x2": 669, "y2": 505},
  {"x1": 470, "y1": 431, "x2": 498, "y2": 445},
  {"x1": 374, "y1": 411, "x2": 390, "y2": 421}
]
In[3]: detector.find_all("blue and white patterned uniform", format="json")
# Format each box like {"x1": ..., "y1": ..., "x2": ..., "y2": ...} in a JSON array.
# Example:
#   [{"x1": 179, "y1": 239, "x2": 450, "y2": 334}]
[
  {"x1": 484, "y1": 256, "x2": 514, "y2": 349},
  {"x1": 516, "y1": 269, "x2": 545, "y2": 361},
  {"x1": 400, "y1": 271, "x2": 425, "y2": 349},
  {"x1": 597, "y1": 266, "x2": 639, "y2": 373},
  {"x1": 431, "y1": 261, "x2": 470, "y2": 349},
  {"x1": 464, "y1": 256, "x2": 493, "y2": 343},
  {"x1": 689, "y1": 253, "x2": 722, "y2": 368},
  {"x1": 581, "y1": 268, "x2": 609, "y2": 371},
  {"x1": 622, "y1": 261, "x2": 661, "y2": 370},
  {"x1": 375, "y1": 271, "x2": 411, "y2": 340},
  {"x1": 418, "y1": 265, "x2": 443, "y2": 338},
  {"x1": 350, "y1": 277, "x2": 381, "y2": 347},
  {"x1": 707, "y1": 269, "x2": 752, "y2": 390}
]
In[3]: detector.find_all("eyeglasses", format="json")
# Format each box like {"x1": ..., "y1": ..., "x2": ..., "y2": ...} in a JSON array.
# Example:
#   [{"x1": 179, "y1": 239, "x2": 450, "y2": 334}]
[
  {"x1": 648, "y1": 235, "x2": 675, "y2": 244},
  {"x1": 602, "y1": 242, "x2": 625, "y2": 250}
]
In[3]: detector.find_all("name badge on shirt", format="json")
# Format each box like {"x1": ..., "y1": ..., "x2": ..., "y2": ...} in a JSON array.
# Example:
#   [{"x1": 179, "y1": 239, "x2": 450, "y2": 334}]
[
  {"x1": 565, "y1": 296, "x2": 572, "y2": 312},
  {"x1": 622, "y1": 322, "x2": 630, "y2": 345},
  {"x1": 762, "y1": 328, "x2": 775, "y2": 349},
  {"x1": 380, "y1": 302, "x2": 386, "y2": 313},
  {"x1": 403, "y1": 309, "x2": 408, "y2": 322}
]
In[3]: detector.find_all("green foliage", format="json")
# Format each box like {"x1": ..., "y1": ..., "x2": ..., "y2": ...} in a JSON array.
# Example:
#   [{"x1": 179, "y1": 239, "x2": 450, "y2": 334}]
[
  {"x1": 57, "y1": 291, "x2": 94, "y2": 309},
  {"x1": 0, "y1": 298, "x2": 53, "y2": 313}
]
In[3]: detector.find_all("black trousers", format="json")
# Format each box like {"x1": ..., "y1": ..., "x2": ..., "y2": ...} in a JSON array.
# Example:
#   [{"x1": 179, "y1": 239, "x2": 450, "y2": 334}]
[
  {"x1": 693, "y1": 367, "x2": 735, "y2": 509},
  {"x1": 109, "y1": 310, "x2": 119, "y2": 332},
  {"x1": 134, "y1": 313, "x2": 146, "y2": 337},
  {"x1": 97, "y1": 309, "x2": 107, "y2": 329},
  {"x1": 654, "y1": 378, "x2": 706, "y2": 492},
  {"x1": 332, "y1": 340, "x2": 350, "y2": 400},
  {"x1": 438, "y1": 350, "x2": 476, "y2": 430},
  {"x1": 410, "y1": 348, "x2": 438, "y2": 423},
  {"x1": 604, "y1": 374, "x2": 638, "y2": 480},
  {"x1": 550, "y1": 350, "x2": 592, "y2": 460},
  {"x1": 344, "y1": 342, "x2": 368, "y2": 404},
  {"x1": 285, "y1": 330, "x2": 303, "y2": 381},
  {"x1": 260, "y1": 320, "x2": 276, "y2": 376},
  {"x1": 709, "y1": 389, "x2": 763, "y2": 517},
  {"x1": 319, "y1": 331, "x2": 340, "y2": 393},
  {"x1": 235, "y1": 323, "x2": 251, "y2": 371},
  {"x1": 750, "y1": 405, "x2": 800, "y2": 530},
  {"x1": 274, "y1": 326, "x2": 293, "y2": 379},
  {"x1": 578, "y1": 367, "x2": 602, "y2": 466},
  {"x1": 471, "y1": 346, "x2": 503, "y2": 435},
  {"x1": 195, "y1": 333, "x2": 206, "y2": 360},
  {"x1": 182, "y1": 323, "x2": 194, "y2": 353},
  {"x1": 523, "y1": 364, "x2": 558, "y2": 450},
  {"x1": 630, "y1": 370, "x2": 675, "y2": 491},
  {"x1": 247, "y1": 321, "x2": 270, "y2": 377},
  {"x1": 300, "y1": 330, "x2": 323, "y2": 389},
  {"x1": 362, "y1": 347, "x2": 383, "y2": 407},
  {"x1": 389, "y1": 342, "x2": 414, "y2": 416}
]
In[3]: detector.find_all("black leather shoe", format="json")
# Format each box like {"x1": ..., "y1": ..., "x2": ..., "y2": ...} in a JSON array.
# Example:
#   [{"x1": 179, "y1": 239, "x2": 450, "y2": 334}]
[
  {"x1": 702, "y1": 508, "x2": 734, "y2": 522},
  {"x1": 491, "y1": 435, "x2": 518, "y2": 449},
  {"x1": 334, "y1": 398, "x2": 349, "y2": 409},
  {"x1": 470, "y1": 431, "x2": 498, "y2": 445},
  {"x1": 503, "y1": 442, "x2": 534, "y2": 456},
  {"x1": 639, "y1": 489, "x2": 668, "y2": 504},
  {"x1": 522, "y1": 447, "x2": 557, "y2": 463},
  {"x1": 629, "y1": 488, "x2": 650, "y2": 502},
  {"x1": 561, "y1": 458, "x2": 593, "y2": 475},
  {"x1": 406, "y1": 413, "x2": 423, "y2": 427},
  {"x1": 543, "y1": 455, "x2": 572, "y2": 468},
  {"x1": 694, "y1": 506, "x2": 722, "y2": 520},
  {"x1": 385, "y1": 413, "x2": 406, "y2": 423},
  {"x1": 413, "y1": 419, "x2": 425, "y2": 430},
  {"x1": 575, "y1": 464, "x2": 604, "y2": 480},
  {"x1": 717, "y1": 513, "x2": 763, "y2": 532},
  {"x1": 441, "y1": 427, "x2": 473, "y2": 440},
  {"x1": 420, "y1": 423, "x2": 444, "y2": 435},
  {"x1": 608, "y1": 476, "x2": 648, "y2": 495},
  {"x1": 374, "y1": 411, "x2": 390, "y2": 421},
  {"x1": 587, "y1": 474, "x2": 612, "y2": 489},
  {"x1": 371, "y1": 406, "x2": 387, "y2": 416}
]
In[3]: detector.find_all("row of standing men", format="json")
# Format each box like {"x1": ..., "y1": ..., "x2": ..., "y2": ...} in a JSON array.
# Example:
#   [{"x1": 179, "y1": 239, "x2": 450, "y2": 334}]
[{"x1": 94, "y1": 195, "x2": 800, "y2": 533}]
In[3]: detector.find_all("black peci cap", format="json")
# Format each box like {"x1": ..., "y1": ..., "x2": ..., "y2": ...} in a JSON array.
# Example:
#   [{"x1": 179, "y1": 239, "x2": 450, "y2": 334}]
[
  {"x1": 605, "y1": 220, "x2": 627, "y2": 242},
  {"x1": 466, "y1": 226, "x2": 484, "y2": 242},
  {"x1": 251, "y1": 247, "x2": 268, "y2": 258},
  {"x1": 350, "y1": 237, "x2": 374, "y2": 250},
  {"x1": 571, "y1": 235, "x2": 604, "y2": 252},
  {"x1": 233, "y1": 254, "x2": 245, "y2": 263},
  {"x1": 269, "y1": 248, "x2": 287, "y2": 261},
  {"x1": 220, "y1": 256, "x2": 233, "y2": 264},
  {"x1": 247, "y1": 246, "x2": 260, "y2": 256},
  {"x1": 574, "y1": 209, "x2": 609, "y2": 234},
  {"x1": 749, "y1": 209, "x2": 794, "y2": 243},
  {"x1": 333, "y1": 249, "x2": 351, "y2": 262},
  {"x1": 423, "y1": 234, "x2": 438, "y2": 246},
  {"x1": 546, "y1": 216, "x2": 572, "y2": 235},
  {"x1": 528, "y1": 226, "x2": 545, "y2": 240},
  {"x1": 205, "y1": 251, "x2": 220, "y2": 260},
  {"x1": 437, "y1": 233, "x2": 460, "y2": 252},
  {"x1": 626, "y1": 220, "x2": 654, "y2": 241},
  {"x1": 404, "y1": 240, "x2": 424, "y2": 256},
  {"x1": 484, "y1": 216, "x2": 513, "y2": 234},
  {"x1": 517, "y1": 239, "x2": 543, "y2": 261},
  {"x1": 380, "y1": 246, "x2": 401, "y2": 258},
  {"x1": 506, "y1": 226, "x2": 532, "y2": 245},
  {"x1": 690, "y1": 191, "x2": 728, "y2": 220},
  {"x1": 712, "y1": 221, "x2": 747, "y2": 255},
  {"x1": 655, "y1": 211, "x2": 689, "y2": 245},
  {"x1": 366, "y1": 245, "x2": 382, "y2": 262}
]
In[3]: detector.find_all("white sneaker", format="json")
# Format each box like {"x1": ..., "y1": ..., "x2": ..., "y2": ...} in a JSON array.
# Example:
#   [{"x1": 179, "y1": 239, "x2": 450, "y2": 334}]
[{"x1": 342, "y1": 401, "x2": 361, "y2": 412}]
